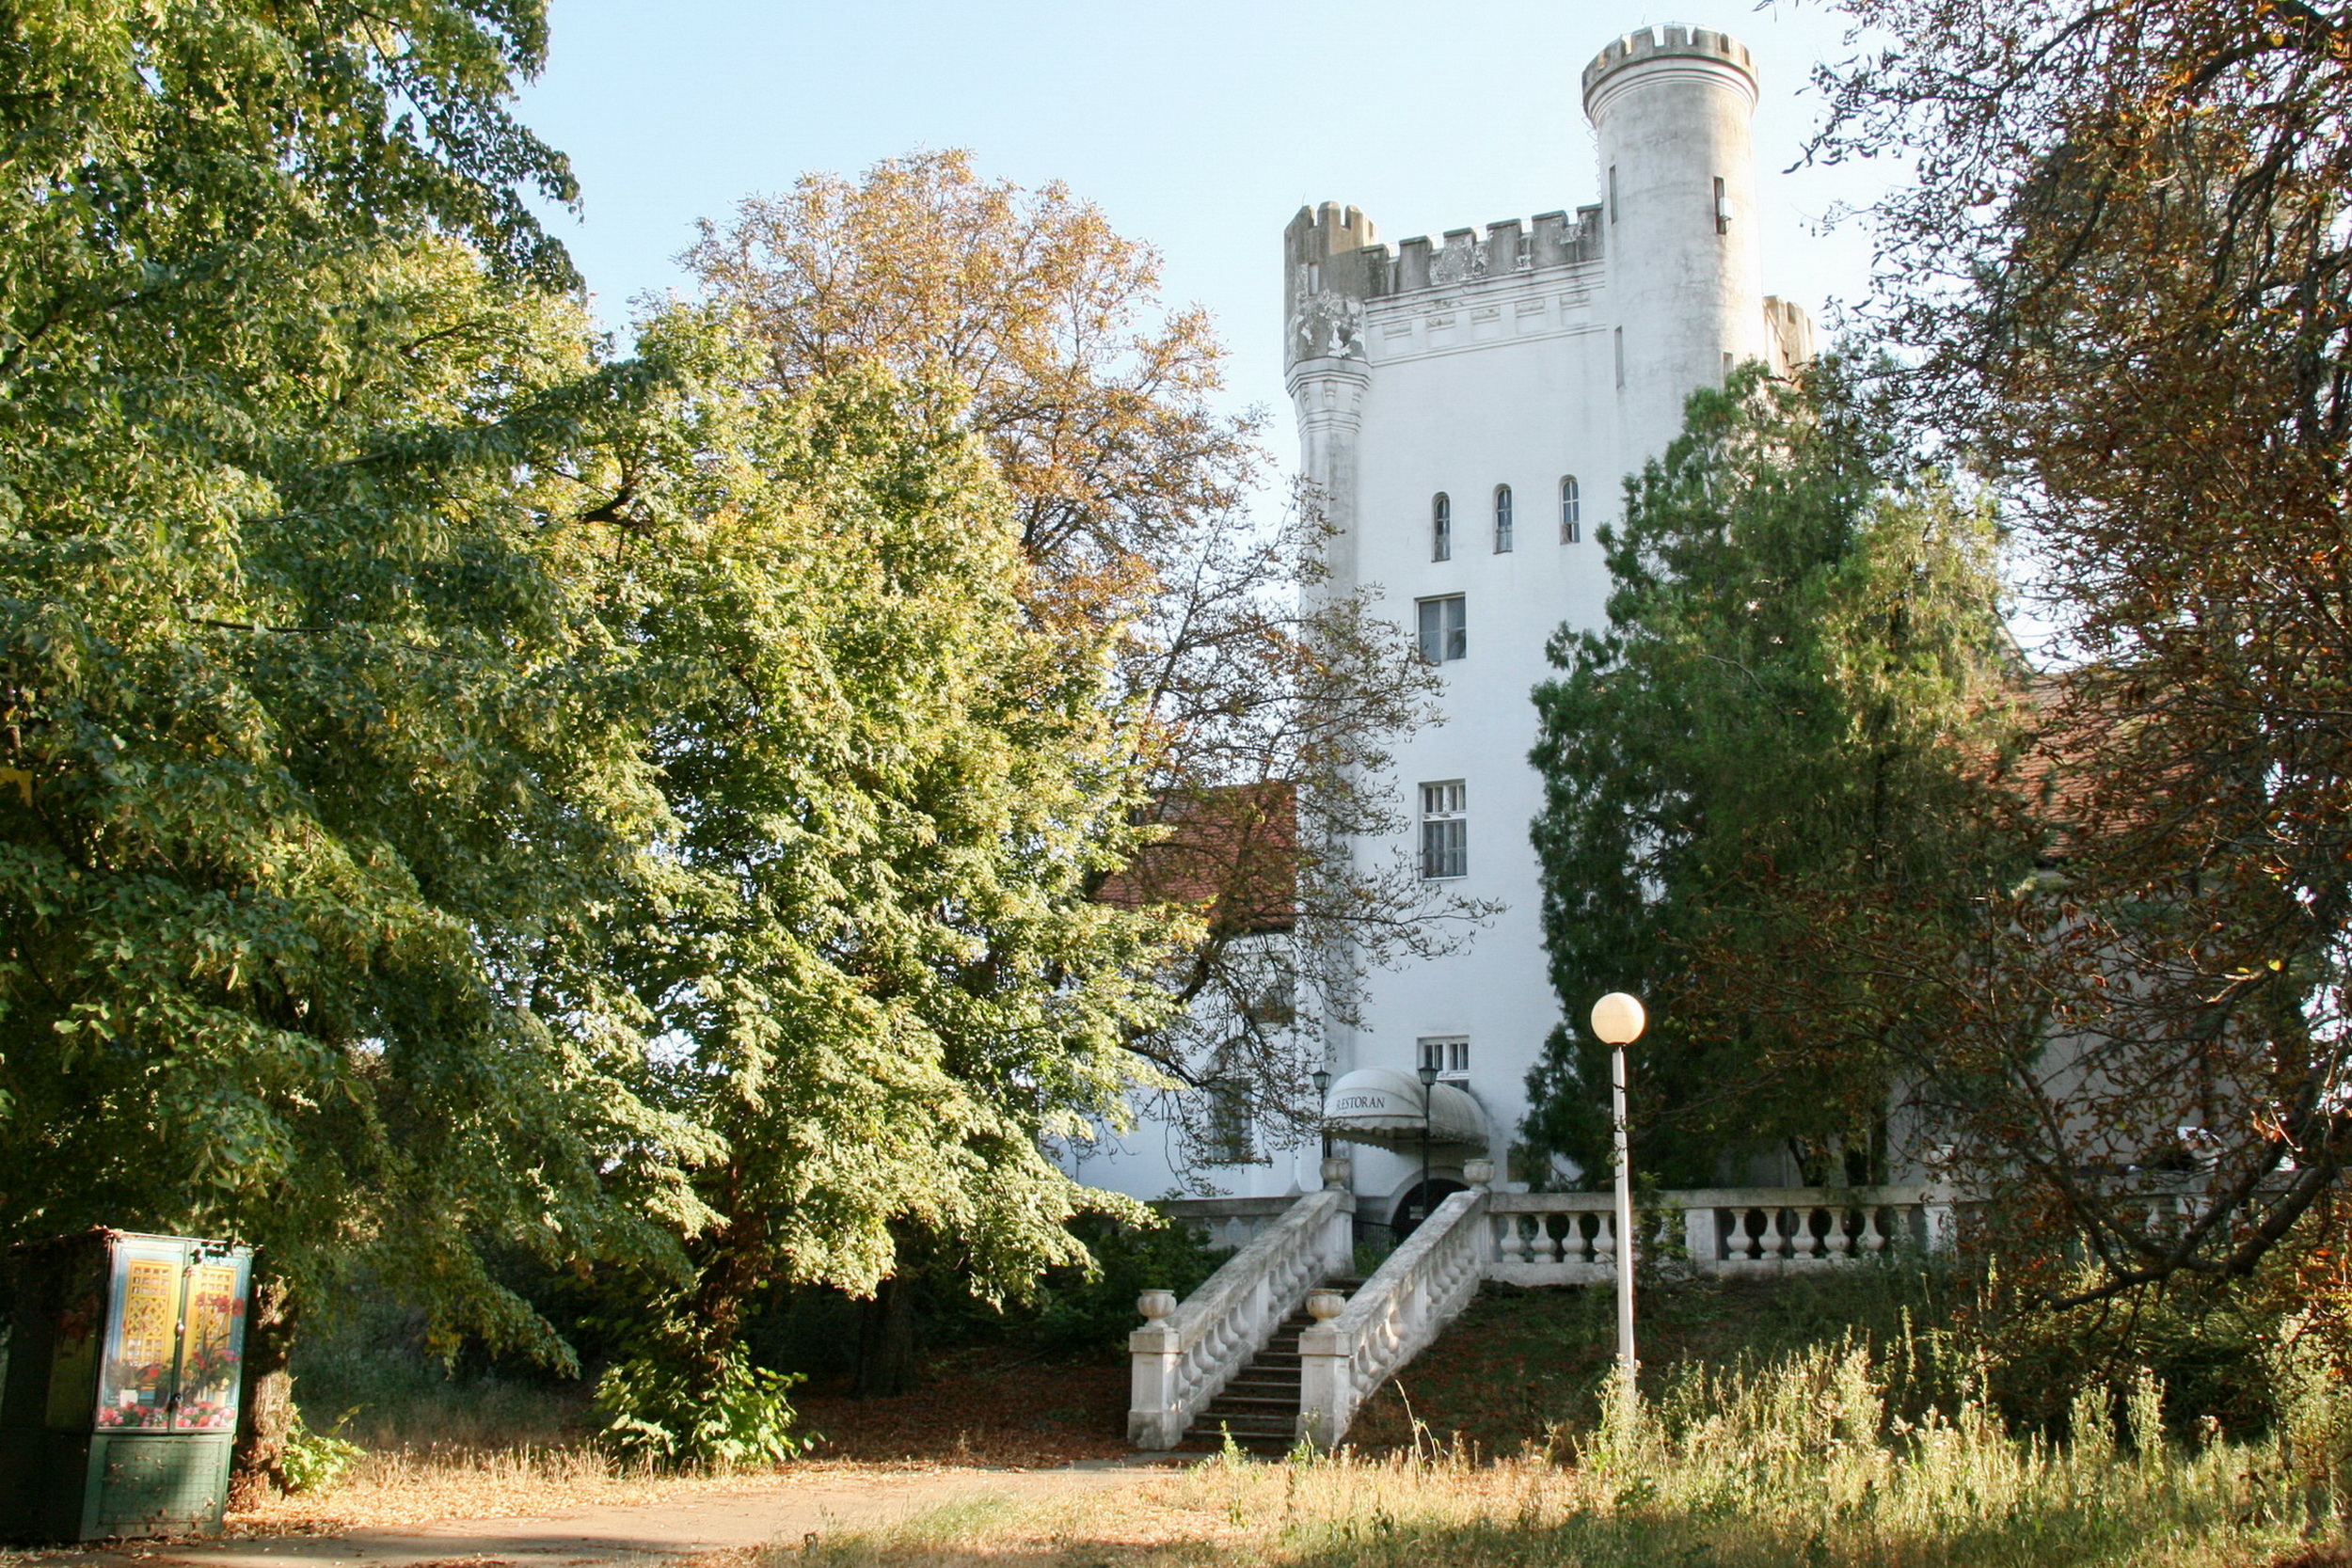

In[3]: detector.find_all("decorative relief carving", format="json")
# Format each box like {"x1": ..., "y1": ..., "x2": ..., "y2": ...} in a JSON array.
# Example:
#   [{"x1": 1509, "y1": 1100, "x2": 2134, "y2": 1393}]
[{"x1": 1289, "y1": 284, "x2": 1365, "y2": 363}]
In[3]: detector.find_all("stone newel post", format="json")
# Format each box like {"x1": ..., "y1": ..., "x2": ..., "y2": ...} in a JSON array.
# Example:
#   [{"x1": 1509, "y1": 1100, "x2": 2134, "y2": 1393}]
[
  {"x1": 1127, "y1": 1290, "x2": 1183, "y2": 1448},
  {"x1": 1295, "y1": 1287, "x2": 1351, "y2": 1449}
]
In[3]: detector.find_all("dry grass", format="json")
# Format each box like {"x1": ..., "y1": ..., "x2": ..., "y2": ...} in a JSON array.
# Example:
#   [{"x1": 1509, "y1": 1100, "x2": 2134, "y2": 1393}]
[
  {"x1": 229, "y1": 1443, "x2": 780, "y2": 1533},
  {"x1": 223, "y1": 1353, "x2": 1132, "y2": 1535},
  {"x1": 771, "y1": 1444, "x2": 2329, "y2": 1568},
  {"x1": 766, "y1": 1340, "x2": 2352, "y2": 1568}
]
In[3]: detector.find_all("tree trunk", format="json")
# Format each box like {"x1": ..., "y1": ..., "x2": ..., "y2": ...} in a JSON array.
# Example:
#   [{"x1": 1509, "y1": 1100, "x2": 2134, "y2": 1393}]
[
  {"x1": 853, "y1": 1273, "x2": 917, "y2": 1399},
  {"x1": 229, "y1": 1271, "x2": 297, "y2": 1506}
]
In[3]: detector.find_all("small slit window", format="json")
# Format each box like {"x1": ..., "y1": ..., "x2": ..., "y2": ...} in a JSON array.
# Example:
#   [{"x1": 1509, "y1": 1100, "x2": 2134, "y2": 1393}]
[
  {"x1": 1714, "y1": 175, "x2": 1729, "y2": 235},
  {"x1": 1431, "y1": 493, "x2": 1452, "y2": 562},
  {"x1": 1493, "y1": 485, "x2": 1514, "y2": 553},
  {"x1": 1560, "y1": 476, "x2": 1581, "y2": 544}
]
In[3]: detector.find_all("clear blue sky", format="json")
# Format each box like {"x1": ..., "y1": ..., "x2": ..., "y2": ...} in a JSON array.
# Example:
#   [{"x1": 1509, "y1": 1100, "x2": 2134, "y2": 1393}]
[{"x1": 517, "y1": 0, "x2": 1896, "y2": 443}]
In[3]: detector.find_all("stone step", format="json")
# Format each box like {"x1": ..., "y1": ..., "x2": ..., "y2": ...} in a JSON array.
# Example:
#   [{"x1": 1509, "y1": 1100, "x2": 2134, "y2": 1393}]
[
  {"x1": 1200, "y1": 1394, "x2": 1301, "y2": 1414},
  {"x1": 1168, "y1": 1280, "x2": 1361, "y2": 1454}
]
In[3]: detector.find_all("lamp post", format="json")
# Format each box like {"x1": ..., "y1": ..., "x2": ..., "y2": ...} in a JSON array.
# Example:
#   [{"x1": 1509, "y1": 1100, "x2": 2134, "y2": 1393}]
[
  {"x1": 1416, "y1": 1060, "x2": 1439, "y2": 1234},
  {"x1": 1590, "y1": 991, "x2": 1647, "y2": 1419},
  {"x1": 1312, "y1": 1068, "x2": 1331, "y2": 1160}
]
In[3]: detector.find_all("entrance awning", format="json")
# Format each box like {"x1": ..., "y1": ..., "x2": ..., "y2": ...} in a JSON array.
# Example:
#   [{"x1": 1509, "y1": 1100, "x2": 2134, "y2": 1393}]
[{"x1": 1321, "y1": 1068, "x2": 1488, "y2": 1148}]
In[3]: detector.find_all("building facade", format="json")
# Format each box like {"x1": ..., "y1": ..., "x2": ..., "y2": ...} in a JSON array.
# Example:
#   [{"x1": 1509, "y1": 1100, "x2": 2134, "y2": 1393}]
[{"x1": 1067, "y1": 25, "x2": 1813, "y2": 1221}]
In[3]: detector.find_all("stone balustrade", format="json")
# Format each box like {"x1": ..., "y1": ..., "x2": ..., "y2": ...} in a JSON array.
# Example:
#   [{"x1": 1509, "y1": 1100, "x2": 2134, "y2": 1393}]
[
  {"x1": 1297, "y1": 1187, "x2": 1492, "y2": 1449},
  {"x1": 1127, "y1": 1184, "x2": 1354, "y2": 1449},
  {"x1": 1487, "y1": 1184, "x2": 1947, "y2": 1285}
]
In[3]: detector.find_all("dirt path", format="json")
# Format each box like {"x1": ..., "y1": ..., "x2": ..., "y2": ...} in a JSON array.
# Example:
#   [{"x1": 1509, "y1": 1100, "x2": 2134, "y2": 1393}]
[{"x1": 29, "y1": 1458, "x2": 1191, "y2": 1568}]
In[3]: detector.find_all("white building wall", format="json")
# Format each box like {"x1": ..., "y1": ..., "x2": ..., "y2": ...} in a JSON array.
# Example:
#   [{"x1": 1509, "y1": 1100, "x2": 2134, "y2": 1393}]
[{"x1": 1067, "y1": 24, "x2": 1809, "y2": 1220}]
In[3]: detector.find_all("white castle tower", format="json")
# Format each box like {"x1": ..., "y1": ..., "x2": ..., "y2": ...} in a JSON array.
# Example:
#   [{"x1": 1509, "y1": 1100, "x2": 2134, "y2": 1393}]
[{"x1": 1283, "y1": 26, "x2": 1813, "y2": 1228}]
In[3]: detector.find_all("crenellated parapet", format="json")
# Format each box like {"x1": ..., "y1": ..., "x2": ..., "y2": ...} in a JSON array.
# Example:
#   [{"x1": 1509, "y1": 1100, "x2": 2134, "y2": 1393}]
[
  {"x1": 1581, "y1": 23, "x2": 1756, "y2": 109},
  {"x1": 1283, "y1": 203, "x2": 1604, "y2": 370},
  {"x1": 1763, "y1": 295, "x2": 1818, "y2": 376}
]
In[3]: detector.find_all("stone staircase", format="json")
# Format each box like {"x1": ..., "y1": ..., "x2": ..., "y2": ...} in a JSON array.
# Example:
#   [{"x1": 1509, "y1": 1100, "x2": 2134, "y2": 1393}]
[
  {"x1": 1180, "y1": 1282, "x2": 1358, "y2": 1454},
  {"x1": 1144, "y1": 1179, "x2": 1956, "y2": 1451}
]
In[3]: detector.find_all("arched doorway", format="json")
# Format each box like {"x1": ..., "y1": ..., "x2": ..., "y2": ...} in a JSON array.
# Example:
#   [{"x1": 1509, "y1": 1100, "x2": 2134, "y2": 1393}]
[{"x1": 1391, "y1": 1178, "x2": 1469, "y2": 1242}]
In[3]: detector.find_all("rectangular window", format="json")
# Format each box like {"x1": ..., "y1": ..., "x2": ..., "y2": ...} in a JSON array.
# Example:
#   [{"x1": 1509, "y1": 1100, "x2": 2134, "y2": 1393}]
[
  {"x1": 1416, "y1": 595, "x2": 1466, "y2": 664},
  {"x1": 1419, "y1": 1037, "x2": 1470, "y2": 1079},
  {"x1": 1614, "y1": 326, "x2": 1625, "y2": 388},
  {"x1": 1714, "y1": 175, "x2": 1729, "y2": 235},
  {"x1": 1609, "y1": 165, "x2": 1618, "y2": 224},
  {"x1": 1420, "y1": 781, "x2": 1466, "y2": 879},
  {"x1": 1494, "y1": 487, "x2": 1514, "y2": 553},
  {"x1": 1202, "y1": 1069, "x2": 1263, "y2": 1164}
]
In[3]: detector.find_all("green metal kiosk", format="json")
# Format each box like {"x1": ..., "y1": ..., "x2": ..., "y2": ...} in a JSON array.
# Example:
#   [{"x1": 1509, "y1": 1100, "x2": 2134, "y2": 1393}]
[{"x1": 0, "y1": 1229, "x2": 252, "y2": 1541}]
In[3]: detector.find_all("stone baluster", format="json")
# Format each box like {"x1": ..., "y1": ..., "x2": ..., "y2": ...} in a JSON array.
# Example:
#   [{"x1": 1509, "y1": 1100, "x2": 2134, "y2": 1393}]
[{"x1": 1683, "y1": 1204, "x2": 1717, "y2": 1267}]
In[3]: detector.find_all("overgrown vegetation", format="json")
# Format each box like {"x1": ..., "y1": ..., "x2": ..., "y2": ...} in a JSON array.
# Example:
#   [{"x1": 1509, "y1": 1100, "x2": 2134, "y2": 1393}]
[{"x1": 787, "y1": 1339, "x2": 2337, "y2": 1567}]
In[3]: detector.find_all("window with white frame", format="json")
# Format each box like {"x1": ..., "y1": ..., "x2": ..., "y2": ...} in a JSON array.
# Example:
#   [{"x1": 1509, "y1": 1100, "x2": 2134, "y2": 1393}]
[
  {"x1": 1418, "y1": 1036, "x2": 1470, "y2": 1081},
  {"x1": 1420, "y1": 781, "x2": 1466, "y2": 879},
  {"x1": 1416, "y1": 594, "x2": 1465, "y2": 664},
  {"x1": 1431, "y1": 493, "x2": 1452, "y2": 562},
  {"x1": 1560, "y1": 476, "x2": 1581, "y2": 543},
  {"x1": 1493, "y1": 484, "x2": 1514, "y2": 553}
]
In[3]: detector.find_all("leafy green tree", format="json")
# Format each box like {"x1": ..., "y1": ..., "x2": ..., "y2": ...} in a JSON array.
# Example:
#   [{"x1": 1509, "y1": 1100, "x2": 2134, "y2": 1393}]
[
  {"x1": 0, "y1": 0, "x2": 718, "y2": 1488},
  {"x1": 684, "y1": 154, "x2": 1461, "y2": 1183},
  {"x1": 577, "y1": 309, "x2": 1187, "y2": 1407},
  {"x1": 1521, "y1": 362, "x2": 2020, "y2": 1188}
]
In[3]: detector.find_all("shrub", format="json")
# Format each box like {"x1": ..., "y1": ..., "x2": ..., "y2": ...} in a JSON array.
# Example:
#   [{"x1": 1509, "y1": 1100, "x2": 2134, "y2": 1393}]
[
  {"x1": 279, "y1": 1410, "x2": 367, "y2": 1495},
  {"x1": 1022, "y1": 1211, "x2": 1231, "y2": 1355},
  {"x1": 593, "y1": 1342, "x2": 810, "y2": 1470}
]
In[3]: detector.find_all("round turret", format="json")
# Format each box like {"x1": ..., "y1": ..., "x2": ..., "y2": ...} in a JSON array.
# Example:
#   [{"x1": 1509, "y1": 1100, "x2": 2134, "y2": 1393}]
[{"x1": 1583, "y1": 25, "x2": 1768, "y2": 456}]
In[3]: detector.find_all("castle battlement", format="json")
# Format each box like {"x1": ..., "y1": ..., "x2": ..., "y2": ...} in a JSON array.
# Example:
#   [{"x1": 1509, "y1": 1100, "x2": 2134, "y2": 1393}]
[
  {"x1": 1581, "y1": 24, "x2": 1755, "y2": 103},
  {"x1": 1285, "y1": 203, "x2": 1603, "y2": 323}
]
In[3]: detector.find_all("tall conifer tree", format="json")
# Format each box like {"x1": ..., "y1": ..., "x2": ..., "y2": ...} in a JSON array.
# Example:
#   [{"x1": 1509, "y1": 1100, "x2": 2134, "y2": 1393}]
[{"x1": 1522, "y1": 362, "x2": 2020, "y2": 1188}]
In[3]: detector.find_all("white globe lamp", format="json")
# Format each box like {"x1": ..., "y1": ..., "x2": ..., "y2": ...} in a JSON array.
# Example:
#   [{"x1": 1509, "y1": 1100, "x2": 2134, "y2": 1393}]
[{"x1": 1591, "y1": 990, "x2": 1646, "y2": 1418}]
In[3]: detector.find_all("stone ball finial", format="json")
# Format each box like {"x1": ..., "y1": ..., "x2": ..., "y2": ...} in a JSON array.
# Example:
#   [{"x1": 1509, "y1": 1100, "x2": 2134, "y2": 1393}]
[{"x1": 1136, "y1": 1289, "x2": 1176, "y2": 1322}]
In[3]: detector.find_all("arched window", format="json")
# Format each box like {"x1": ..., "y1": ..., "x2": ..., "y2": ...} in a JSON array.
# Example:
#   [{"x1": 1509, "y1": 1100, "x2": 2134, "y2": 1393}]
[
  {"x1": 1493, "y1": 485, "x2": 1514, "y2": 553},
  {"x1": 1431, "y1": 493, "x2": 1452, "y2": 562},
  {"x1": 1560, "y1": 476, "x2": 1581, "y2": 544}
]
